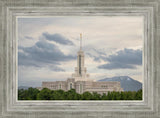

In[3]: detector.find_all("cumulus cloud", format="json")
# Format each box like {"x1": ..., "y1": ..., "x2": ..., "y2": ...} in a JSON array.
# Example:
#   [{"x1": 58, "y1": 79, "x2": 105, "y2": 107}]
[
  {"x1": 18, "y1": 39, "x2": 76, "y2": 71},
  {"x1": 86, "y1": 53, "x2": 101, "y2": 62},
  {"x1": 42, "y1": 32, "x2": 74, "y2": 45},
  {"x1": 86, "y1": 48, "x2": 109, "y2": 62},
  {"x1": 98, "y1": 48, "x2": 142, "y2": 70}
]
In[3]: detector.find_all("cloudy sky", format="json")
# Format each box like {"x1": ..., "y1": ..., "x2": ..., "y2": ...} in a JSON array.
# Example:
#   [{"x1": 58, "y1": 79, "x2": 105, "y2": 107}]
[{"x1": 18, "y1": 16, "x2": 144, "y2": 87}]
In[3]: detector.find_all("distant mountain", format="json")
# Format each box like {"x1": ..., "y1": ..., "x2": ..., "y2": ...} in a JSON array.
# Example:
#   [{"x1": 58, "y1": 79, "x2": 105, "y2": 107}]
[
  {"x1": 98, "y1": 76, "x2": 142, "y2": 91},
  {"x1": 18, "y1": 86, "x2": 32, "y2": 90}
]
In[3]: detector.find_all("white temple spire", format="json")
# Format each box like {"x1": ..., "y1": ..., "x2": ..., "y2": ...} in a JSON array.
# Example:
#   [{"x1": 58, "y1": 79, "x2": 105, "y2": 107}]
[
  {"x1": 80, "y1": 33, "x2": 82, "y2": 50},
  {"x1": 71, "y1": 34, "x2": 90, "y2": 79}
]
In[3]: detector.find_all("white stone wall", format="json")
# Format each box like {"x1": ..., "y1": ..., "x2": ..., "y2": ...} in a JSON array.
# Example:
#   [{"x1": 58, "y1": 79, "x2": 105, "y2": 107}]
[{"x1": 41, "y1": 78, "x2": 123, "y2": 94}]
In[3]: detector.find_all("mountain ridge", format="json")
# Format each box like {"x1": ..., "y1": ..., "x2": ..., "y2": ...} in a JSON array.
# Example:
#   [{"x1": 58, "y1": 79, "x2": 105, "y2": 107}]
[{"x1": 98, "y1": 76, "x2": 142, "y2": 91}]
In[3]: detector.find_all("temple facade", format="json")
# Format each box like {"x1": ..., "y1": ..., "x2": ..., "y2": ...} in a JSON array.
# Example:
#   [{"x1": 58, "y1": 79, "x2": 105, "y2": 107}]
[{"x1": 39, "y1": 34, "x2": 123, "y2": 94}]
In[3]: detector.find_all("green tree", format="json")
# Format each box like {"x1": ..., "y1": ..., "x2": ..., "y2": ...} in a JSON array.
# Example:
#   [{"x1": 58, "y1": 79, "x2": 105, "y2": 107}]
[
  {"x1": 50, "y1": 89, "x2": 66, "y2": 100},
  {"x1": 120, "y1": 92, "x2": 124, "y2": 100},
  {"x1": 27, "y1": 87, "x2": 40, "y2": 100},
  {"x1": 18, "y1": 88, "x2": 39, "y2": 100},
  {"x1": 92, "y1": 92, "x2": 101, "y2": 100},
  {"x1": 18, "y1": 89, "x2": 25, "y2": 100},
  {"x1": 37, "y1": 88, "x2": 52, "y2": 100},
  {"x1": 101, "y1": 93, "x2": 108, "y2": 100},
  {"x1": 18, "y1": 88, "x2": 142, "y2": 100},
  {"x1": 65, "y1": 89, "x2": 78, "y2": 100},
  {"x1": 81, "y1": 91, "x2": 93, "y2": 100},
  {"x1": 135, "y1": 89, "x2": 142, "y2": 100},
  {"x1": 107, "y1": 92, "x2": 112, "y2": 100}
]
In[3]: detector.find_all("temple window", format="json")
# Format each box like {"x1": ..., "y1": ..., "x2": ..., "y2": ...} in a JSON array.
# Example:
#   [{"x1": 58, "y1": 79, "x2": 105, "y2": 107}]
[
  {"x1": 80, "y1": 84, "x2": 82, "y2": 93},
  {"x1": 70, "y1": 83, "x2": 72, "y2": 89},
  {"x1": 59, "y1": 84, "x2": 62, "y2": 89}
]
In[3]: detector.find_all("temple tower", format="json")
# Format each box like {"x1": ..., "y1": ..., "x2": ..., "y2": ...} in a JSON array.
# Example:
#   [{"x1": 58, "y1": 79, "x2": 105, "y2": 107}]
[{"x1": 72, "y1": 34, "x2": 89, "y2": 79}]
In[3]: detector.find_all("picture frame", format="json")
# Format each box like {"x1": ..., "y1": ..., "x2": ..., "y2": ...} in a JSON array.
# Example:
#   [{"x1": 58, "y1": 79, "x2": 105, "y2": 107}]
[{"x1": 0, "y1": 0, "x2": 159, "y2": 118}]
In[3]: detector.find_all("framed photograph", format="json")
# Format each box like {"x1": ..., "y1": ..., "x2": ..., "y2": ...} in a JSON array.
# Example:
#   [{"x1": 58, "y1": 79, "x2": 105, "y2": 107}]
[
  {"x1": 18, "y1": 16, "x2": 143, "y2": 101},
  {"x1": 0, "y1": 0, "x2": 160, "y2": 118}
]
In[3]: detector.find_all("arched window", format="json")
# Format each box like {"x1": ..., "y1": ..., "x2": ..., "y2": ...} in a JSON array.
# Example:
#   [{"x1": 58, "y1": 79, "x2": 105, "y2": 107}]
[
  {"x1": 79, "y1": 55, "x2": 81, "y2": 76},
  {"x1": 80, "y1": 84, "x2": 82, "y2": 93},
  {"x1": 70, "y1": 83, "x2": 72, "y2": 89},
  {"x1": 59, "y1": 84, "x2": 61, "y2": 89}
]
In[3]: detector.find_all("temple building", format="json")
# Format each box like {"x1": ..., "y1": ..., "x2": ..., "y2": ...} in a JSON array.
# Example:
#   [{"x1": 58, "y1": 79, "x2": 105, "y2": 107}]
[{"x1": 38, "y1": 34, "x2": 123, "y2": 94}]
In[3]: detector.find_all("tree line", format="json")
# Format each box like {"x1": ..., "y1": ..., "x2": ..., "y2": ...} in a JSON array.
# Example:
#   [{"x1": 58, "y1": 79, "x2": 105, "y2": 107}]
[{"x1": 18, "y1": 88, "x2": 142, "y2": 100}]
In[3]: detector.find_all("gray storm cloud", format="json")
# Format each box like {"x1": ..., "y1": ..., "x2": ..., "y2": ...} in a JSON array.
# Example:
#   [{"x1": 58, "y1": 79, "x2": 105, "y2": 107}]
[
  {"x1": 98, "y1": 48, "x2": 142, "y2": 70},
  {"x1": 43, "y1": 32, "x2": 74, "y2": 45},
  {"x1": 18, "y1": 39, "x2": 76, "y2": 71}
]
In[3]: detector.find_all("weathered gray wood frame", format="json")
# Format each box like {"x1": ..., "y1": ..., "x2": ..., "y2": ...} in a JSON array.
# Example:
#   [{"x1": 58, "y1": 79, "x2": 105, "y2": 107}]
[{"x1": 0, "y1": 0, "x2": 159, "y2": 118}]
